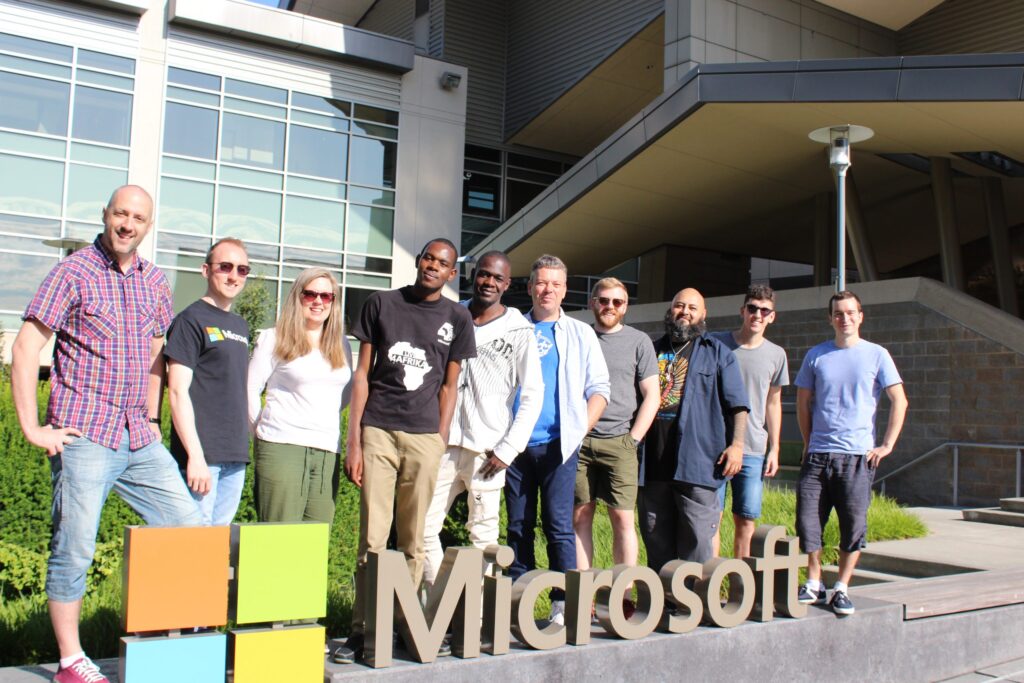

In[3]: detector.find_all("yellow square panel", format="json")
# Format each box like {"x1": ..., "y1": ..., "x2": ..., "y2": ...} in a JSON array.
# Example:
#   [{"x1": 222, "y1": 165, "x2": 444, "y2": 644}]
[{"x1": 232, "y1": 625, "x2": 325, "y2": 683}]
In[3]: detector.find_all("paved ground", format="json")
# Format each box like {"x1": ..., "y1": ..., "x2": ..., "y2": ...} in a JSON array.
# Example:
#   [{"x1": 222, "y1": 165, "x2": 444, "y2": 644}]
[
  {"x1": 938, "y1": 656, "x2": 1024, "y2": 682},
  {"x1": 866, "y1": 506, "x2": 1024, "y2": 571}
]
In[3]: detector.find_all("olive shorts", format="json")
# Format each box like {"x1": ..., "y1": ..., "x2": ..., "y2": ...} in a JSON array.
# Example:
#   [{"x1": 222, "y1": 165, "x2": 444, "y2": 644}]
[{"x1": 575, "y1": 433, "x2": 639, "y2": 510}]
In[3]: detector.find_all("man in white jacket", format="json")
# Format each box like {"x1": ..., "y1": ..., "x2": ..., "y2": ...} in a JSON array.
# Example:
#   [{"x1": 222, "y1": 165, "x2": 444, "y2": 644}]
[{"x1": 422, "y1": 251, "x2": 543, "y2": 585}]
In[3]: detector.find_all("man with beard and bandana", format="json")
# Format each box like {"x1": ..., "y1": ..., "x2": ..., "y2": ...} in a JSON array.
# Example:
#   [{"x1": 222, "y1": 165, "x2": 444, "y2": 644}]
[{"x1": 638, "y1": 288, "x2": 749, "y2": 569}]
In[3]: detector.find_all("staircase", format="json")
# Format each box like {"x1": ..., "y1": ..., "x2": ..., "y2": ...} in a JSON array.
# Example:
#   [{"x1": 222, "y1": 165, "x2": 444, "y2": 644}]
[
  {"x1": 822, "y1": 551, "x2": 978, "y2": 587},
  {"x1": 962, "y1": 498, "x2": 1024, "y2": 527}
]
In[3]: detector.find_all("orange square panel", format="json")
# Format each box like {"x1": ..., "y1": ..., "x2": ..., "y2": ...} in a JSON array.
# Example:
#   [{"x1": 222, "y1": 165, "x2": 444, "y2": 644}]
[{"x1": 122, "y1": 526, "x2": 231, "y2": 632}]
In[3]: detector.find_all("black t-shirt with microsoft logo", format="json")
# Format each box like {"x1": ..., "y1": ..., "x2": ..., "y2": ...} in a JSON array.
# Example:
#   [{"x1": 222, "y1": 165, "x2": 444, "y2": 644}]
[
  {"x1": 164, "y1": 299, "x2": 250, "y2": 466},
  {"x1": 352, "y1": 286, "x2": 475, "y2": 434}
]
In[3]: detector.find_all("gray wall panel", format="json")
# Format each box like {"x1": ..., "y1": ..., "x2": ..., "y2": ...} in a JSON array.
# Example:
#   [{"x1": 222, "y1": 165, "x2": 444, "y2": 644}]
[
  {"x1": 899, "y1": 0, "x2": 1024, "y2": 55},
  {"x1": 441, "y1": 0, "x2": 507, "y2": 146},
  {"x1": 428, "y1": 0, "x2": 445, "y2": 58},
  {"x1": 357, "y1": 0, "x2": 415, "y2": 42},
  {"x1": 504, "y1": 0, "x2": 663, "y2": 141}
]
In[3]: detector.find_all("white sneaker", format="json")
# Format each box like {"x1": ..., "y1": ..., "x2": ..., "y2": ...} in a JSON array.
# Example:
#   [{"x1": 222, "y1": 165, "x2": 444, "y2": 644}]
[{"x1": 549, "y1": 600, "x2": 566, "y2": 626}]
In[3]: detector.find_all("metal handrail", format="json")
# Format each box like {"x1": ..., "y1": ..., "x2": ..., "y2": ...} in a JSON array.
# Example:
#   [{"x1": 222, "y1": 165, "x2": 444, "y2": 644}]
[{"x1": 875, "y1": 441, "x2": 1023, "y2": 506}]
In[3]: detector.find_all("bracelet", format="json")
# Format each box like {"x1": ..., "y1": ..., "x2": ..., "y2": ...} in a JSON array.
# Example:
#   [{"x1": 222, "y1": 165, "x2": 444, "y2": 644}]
[{"x1": 149, "y1": 418, "x2": 160, "y2": 425}]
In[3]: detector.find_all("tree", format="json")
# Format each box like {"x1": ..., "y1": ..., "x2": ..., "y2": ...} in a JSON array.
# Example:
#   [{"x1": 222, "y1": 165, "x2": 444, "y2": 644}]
[{"x1": 235, "y1": 277, "x2": 273, "y2": 353}]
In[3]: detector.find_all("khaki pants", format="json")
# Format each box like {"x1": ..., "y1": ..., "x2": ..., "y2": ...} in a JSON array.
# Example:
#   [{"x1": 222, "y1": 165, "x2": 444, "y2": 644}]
[{"x1": 351, "y1": 426, "x2": 445, "y2": 635}]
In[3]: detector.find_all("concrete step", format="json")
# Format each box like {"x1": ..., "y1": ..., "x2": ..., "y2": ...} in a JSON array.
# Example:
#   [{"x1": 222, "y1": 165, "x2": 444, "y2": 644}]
[
  {"x1": 856, "y1": 550, "x2": 978, "y2": 578},
  {"x1": 963, "y1": 507, "x2": 1024, "y2": 528},
  {"x1": 1000, "y1": 497, "x2": 1024, "y2": 513},
  {"x1": 822, "y1": 564, "x2": 908, "y2": 586}
]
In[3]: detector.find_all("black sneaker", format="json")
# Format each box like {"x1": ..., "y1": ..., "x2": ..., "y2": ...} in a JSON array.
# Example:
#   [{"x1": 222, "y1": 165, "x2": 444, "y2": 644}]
[
  {"x1": 332, "y1": 635, "x2": 364, "y2": 664},
  {"x1": 830, "y1": 590, "x2": 855, "y2": 616},
  {"x1": 438, "y1": 635, "x2": 452, "y2": 657},
  {"x1": 797, "y1": 585, "x2": 827, "y2": 605}
]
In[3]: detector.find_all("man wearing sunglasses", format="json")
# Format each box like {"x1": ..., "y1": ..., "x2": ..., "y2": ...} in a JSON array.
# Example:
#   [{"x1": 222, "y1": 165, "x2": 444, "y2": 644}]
[
  {"x1": 164, "y1": 238, "x2": 252, "y2": 526},
  {"x1": 638, "y1": 288, "x2": 749, "y2": 570},
  {"x1": 710, "y1": 284, "x2": 789, "y2": 560},
  {"x1": 573, "y1": 278, "x2": 658, "y2": 613},
  {"x1": 339, "y1": 238, "x2": 476, "y2": 665},
  {"x1": 11, "y1": 185, "x2": 201, "y2": 683}
]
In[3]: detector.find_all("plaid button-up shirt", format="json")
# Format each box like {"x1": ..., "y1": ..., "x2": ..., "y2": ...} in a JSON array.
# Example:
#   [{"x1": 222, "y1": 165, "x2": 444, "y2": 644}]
[{"x1": 24, "y1": 236, "x2": 174, "y2": 451}]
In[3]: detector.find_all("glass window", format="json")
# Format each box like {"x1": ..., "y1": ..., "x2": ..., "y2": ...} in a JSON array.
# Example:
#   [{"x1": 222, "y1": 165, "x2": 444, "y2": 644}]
[
  {"x1": 347, "y1": 205, "x2": 392, "y2": 256},
  {"x1": 226, "y1": 78, "x2": 286, "y2": 104},
  {"x1": 353, "y1": 103, "x2": 398, "y2": 126},
  {"x1": 348, "y1": 186, "x2": 393, "y2": 207},
  {"x1": 78, "y1": 49, "x2": 135, "y2": 75},
  {"x1": 290, "y1": 110, "x2": 347, "y2": 131},
  {"x1": 463, "y1": 172, "x2": 500, "y2": 217},
  {"x1": 71, "y1": 86, "x2": 132, "y2": 146},
  {"x1": 0, "y1": 53, "x2": 72, "y2": 78},
  {"x1": 0, "y1": 213, "x2": 61, "y2": 237},
  {"x1": 0, "y1": 130, "x2": 65, "y2": 158},
  {"x1": 0, "y1": 32, "x2": 72, "y2": 63},
  {"x1": 0, "y1": 154, "x2": 64, "y2": 216},
  {"x1": 350, "y1": 136, "x2": 396, "y2": 188},
  {"x1": 343, "y1": 287, "x2": 374, "y2": 329},
  {"x1": 157, "y1": 232, "x2": 210, "y2": 255},
  {"x1": 506, "y1": 180, "x2": 544, "y2": 217},
  {"x1": 283, "y1": 246, "x2": 343, "y2": 269},
  {"x1": 221, "y1": 113, "x2": 284, "y2": 170},
  {"x1": 158, "y1": 178, "x2": 214, "y2": 235},
  {"x1": 224, "y1": 97, "x2": 286, "y2": 120},
  {"x1": 351, "y1": 121, "x2": 397, "y2": 140},
  {"x1": 465, "y1": 144, "x2": 501, "y2": 163},
  {"x1": 163, "y1": 103, "x2": 218, "y2": 159},
  {"x1": 0, "y1": 71, "x2": 70, "y2": 136},
  {"x1": 167, "y1": 86, "x2": 219, "y2": 107},
  {"x1": 76, "y1": 70, "x2": 134, "y2": 91},
  {"x1": 288, "y1": 125, "x2": 347, "y2": 181},
  {"x1": 287, "y1": 176, "x2": 345, "y2": 200},
  {"x1": 163, "y1": 269, "x2": 208, "y2": 314},
  {"x1": 66, "y1": 164, "x2": 126, "y2": 221},
  {"x1": 155, "y1": 252, "x2": 205, "y2": 271},
  {"x1": 220, "y1": 166, "x2": 282, "y2": 191},
  {"x1": 71, "y1": 142, "x2": 129, "y2": 167},
  {"x1": 507, "y1": 153, "x2": 562, "y2": 175},
  {"x1": 245, "y1": 243, "x2": 279, "y2": 261},
  {"x1": 292, "y1": 92, "x2": 349, "y2": 117},
  {"x1": 216, "y1": 186, "x2": 281, "y2": 243},
  {"x1": 65, "y1": 222, "x2": 101, "y2": 243},
  {"x1": 284, "y1": 196, "x2": 344, "y2": 250},
  {"x1": 0, "y1": 252, "x2": 58, "y2": 311},
  {"x1": 168, "y1": 67, "x2": 220, "y2": 91},
  {"x1": 162, "y1": 156, "x2": 216, "y2": 180},
  {"x1": 346, "y1": 254, "x2": 391, "y2": 273}
]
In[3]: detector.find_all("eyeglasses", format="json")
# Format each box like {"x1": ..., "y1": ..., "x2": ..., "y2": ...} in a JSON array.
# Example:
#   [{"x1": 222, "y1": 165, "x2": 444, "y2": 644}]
[
  {"x1": 210, "y1": 261, "x2": 251, "y2": 277},
  {"x1": 745, "y1": 303, "x2": 774, "y2": 317},
  {"x1": 301, "y1": 289, "x2": 335, "y2": 304},
  {"x1": 594, "y1": 296, "x2": 626, "y2": 308}
]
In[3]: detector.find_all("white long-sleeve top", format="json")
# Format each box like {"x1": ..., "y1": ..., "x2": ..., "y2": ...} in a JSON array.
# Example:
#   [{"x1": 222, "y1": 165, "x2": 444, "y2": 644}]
[
  {"x1": 247, "y1": 328, "x2": 353, "y2": 453},
  {"x1": 447, "y1": 305, "x2": 544, "y2": 465}
]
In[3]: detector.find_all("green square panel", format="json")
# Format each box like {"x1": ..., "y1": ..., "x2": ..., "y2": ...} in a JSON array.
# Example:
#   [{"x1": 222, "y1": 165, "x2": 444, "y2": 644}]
[{"x1": 233, "y1": 523, "x2": 329, "y2": 624}]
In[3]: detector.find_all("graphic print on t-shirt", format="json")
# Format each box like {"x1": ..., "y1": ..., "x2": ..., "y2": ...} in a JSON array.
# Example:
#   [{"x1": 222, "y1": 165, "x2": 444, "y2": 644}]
[
  {"x1": 388, "y1": 341, "x2": 432, "y2": 390},
  {"x1": 205, "y1": 326, "x2": 248, "y2": 345},
  {"x1": 437, "y1": 322, "x2": 454, "y2": 345},
  {"x1": 534, "y1": 328, "x2": 554, "y2": 357}
]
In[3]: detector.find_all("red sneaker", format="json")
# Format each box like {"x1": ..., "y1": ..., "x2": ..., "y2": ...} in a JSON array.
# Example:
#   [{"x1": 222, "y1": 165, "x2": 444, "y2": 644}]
[{"x1": 53, "y1": 656, "x2": 109, "y2": 683}]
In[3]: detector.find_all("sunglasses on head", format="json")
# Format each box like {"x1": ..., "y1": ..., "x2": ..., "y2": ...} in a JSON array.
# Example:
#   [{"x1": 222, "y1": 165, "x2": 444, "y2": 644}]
[
  {"x1": 594, "y1": 296, "x2": 626, "y2": 308},
  {"x1": 745, "y1": 303, "x2": 774, "y2": 316},
  {"x1": 210, "y1": 261, "x2": 251, "y2": 277},
  {"x1": 301, "y1": 289, "x2": 335, "y2": 304}
]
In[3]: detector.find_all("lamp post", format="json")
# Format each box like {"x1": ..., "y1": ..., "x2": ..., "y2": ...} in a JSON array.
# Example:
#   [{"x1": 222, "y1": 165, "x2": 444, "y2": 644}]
[{"x1": 809, "y1": 125, "x2": 874, "y2": 292}]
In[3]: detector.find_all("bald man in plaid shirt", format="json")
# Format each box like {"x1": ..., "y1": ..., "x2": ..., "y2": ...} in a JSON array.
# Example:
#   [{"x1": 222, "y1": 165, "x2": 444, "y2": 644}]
[{"x1": 11, "y1": 185, "x2": 201, "y2": 683}]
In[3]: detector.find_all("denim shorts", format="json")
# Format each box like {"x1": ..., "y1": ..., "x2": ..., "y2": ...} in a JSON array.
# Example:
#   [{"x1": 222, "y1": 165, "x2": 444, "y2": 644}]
[
  {"x1": 716, "y1": 454, "x2": 766, "y2": 519},
  {"x1": 47, "y1": 430, "x2": 201, "y2": 602}
]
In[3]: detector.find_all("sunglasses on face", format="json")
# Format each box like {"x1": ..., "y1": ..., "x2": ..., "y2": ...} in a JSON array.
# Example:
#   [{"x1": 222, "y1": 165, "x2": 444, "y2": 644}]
[
  {"x1": 594, "y1": 296, "x2": 626, "y2": 308},
  {"x1": 745, "y1": 303, "x2": 774, "y2": 317},
  {"x1": 301, "y1": 289, "x2": 335, "y2": 304},
  {"x1": 210, "y1": 261, "x2": 251, "y2": 277}
]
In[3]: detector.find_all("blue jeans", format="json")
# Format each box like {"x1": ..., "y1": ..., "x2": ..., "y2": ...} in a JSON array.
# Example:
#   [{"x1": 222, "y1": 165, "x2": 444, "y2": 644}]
[
  {"x1": 716, "y1": 454, "x2": 766, "y2": 519},
  {"x1": 184, "y1": 461, "x2": 247, "y2": 526},
  {"x1": 504, "y1": 439, "x2": 578, "y2": 601},
  {"x1": 47, "y1": 430, "x2": 202, "y2": 602}
]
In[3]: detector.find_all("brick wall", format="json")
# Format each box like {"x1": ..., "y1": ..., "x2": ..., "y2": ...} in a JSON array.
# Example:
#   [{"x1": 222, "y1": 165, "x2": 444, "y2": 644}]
[{"x1": 632, "y1": 299, "x2": 1024, "y2": 506}]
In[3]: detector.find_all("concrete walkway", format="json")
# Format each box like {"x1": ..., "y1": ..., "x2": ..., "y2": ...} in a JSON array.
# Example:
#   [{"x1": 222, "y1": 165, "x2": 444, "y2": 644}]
[{"x1": 863, "y1": 506, "x2": 1024, "y2": 572}]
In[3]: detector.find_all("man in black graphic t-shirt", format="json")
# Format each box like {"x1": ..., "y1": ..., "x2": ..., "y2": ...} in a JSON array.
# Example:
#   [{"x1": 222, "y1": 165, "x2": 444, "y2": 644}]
[
  {"x1": 338, "y1": 238, "x2": 475, "y2": 665},
  {"x1": 165, "y1": 238, "x2": 251, "y2": 526}
]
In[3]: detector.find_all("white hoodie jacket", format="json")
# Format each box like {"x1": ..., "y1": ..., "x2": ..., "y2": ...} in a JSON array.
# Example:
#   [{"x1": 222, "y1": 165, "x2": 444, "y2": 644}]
[{"x1": 447, "y1": 304, "x2": 543, "y2": 465}]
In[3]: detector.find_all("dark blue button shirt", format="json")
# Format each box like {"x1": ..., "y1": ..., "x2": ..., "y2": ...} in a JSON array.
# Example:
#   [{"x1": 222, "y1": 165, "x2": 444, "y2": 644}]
[{"x1": 639, "y1": 333, "x2": 750, "y2": 488}]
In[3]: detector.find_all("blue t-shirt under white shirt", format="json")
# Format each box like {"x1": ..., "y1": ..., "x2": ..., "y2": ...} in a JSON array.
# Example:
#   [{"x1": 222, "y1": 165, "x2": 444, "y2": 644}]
[
  {"x1": 526, "y1": 321, "x2": 560, "y2": 446},
  {"x1": 794, "y1": 339, "x2": 902, "y2": 455}
]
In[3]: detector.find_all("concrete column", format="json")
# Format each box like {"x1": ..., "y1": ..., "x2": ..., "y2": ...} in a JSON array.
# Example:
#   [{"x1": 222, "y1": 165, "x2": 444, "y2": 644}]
[
  {"x1": 982, "y1": 177, "x2": 1019, "y2": 317},
  {"x1": 844, "y1": 171, "x2": 879, "y2": 282},
  {"x1": 929, "y1": 157, "x2": 965, "y2": 291},
  {"x1": 813, "y1": 192, "x2": 831, "y2": 287}
]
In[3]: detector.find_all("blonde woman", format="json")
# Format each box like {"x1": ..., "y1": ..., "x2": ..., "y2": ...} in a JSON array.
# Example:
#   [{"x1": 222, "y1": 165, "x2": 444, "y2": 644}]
[{"x1": 247, "y1": 268, "x2": 352, "y2": 523}]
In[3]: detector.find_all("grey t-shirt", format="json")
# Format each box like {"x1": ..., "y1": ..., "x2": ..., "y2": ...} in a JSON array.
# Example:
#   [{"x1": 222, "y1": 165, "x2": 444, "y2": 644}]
[
  {"x1": 590, "y1": 324, "x2": 658, "y2": 438},
  {"x1": 711, "y1": 331, "x2": 789, "y2": 455}
]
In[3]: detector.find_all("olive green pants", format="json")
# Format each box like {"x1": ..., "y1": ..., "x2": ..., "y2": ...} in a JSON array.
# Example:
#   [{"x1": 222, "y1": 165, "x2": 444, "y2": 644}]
[{"x1": 253, "y1": 438, "x2": 338, "y2": 524}]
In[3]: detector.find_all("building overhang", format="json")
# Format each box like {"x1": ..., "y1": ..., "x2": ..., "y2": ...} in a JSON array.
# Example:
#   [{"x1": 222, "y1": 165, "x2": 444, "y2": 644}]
[
  {"x1": 168, "y1": 0, "x2": 415, "y2": 73},
  {"x1": 816, "y1": 0, "x2": 944, "y2": 31},
  {"x1": 469, "y1": 53, "x2": 1024, "y2": 277}
]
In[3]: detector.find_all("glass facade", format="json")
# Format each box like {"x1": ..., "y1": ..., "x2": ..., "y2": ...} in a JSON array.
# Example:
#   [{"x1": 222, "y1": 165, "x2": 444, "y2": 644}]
[
  {"x1": 0, "y1": 32, "x2": 134, "y2": 331},
  {"x1": 156, "y1": 67, "x2": 399, "y2": 327}
]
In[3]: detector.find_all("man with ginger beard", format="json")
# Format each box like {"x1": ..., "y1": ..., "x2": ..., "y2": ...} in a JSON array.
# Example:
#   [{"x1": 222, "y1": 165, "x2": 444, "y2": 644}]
[{"x1": 638, "y1": 288, "x2": 749, "y2": 569}]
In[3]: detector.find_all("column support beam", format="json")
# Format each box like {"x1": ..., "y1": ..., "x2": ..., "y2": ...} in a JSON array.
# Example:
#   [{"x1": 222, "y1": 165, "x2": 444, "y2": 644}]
[
  {"x1": 813, "y1": 192, "x2": 831, "y2": 287},
  {"x1": 930, "y1": 157, "x2": 965, "y2": 291},
  {"x1": 982, "y1": 176, "x2": 1019, "y2": 316},
  {"x1": 844, "y1": 170, "x2": 879, "y2": 282}
]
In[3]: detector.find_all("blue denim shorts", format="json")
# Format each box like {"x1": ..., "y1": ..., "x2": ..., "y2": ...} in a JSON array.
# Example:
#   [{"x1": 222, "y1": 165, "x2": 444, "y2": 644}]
[
  {"x1": 717, "y1": 454, "x2": 766, "y2": 519},
  {"x1": 47, "y1": 430, "x2": 201, "y2": 602}
]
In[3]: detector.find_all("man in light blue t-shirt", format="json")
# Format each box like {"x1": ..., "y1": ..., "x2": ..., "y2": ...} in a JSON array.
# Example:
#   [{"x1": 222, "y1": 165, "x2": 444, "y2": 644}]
[{"x1": 794, "y1": 290, "x2": 908, "y2": 617}]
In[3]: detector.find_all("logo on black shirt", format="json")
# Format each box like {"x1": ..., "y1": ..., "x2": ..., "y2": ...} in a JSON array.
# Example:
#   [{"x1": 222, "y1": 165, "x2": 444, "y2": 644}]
[{"x1": 437, "y1": 322, "x2": 454, "y2": 345}]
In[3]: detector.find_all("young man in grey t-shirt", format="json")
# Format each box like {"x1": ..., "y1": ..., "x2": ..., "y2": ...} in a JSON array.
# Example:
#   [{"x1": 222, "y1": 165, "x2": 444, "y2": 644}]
[
  {"x1": 574, "y1": 278, "x2": 659, "y2": 605},
  {"x1": 711, "y1": 284, "x2": 789, "y2": 560}
]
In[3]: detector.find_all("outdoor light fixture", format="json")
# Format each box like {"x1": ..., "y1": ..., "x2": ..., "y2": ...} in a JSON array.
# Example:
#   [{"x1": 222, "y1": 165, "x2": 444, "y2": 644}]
[
  {"x1": 440, "y1": 71, "x2": 461, "y2": 90},
  {"x1": 809, "y1": 124, "x2": 874, "y2": 292}
]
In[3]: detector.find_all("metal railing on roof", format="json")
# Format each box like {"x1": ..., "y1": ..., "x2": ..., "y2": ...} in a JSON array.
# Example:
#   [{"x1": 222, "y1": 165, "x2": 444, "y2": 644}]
[{"x1": 875, "y1": 442, "x2": 1023, "y2": 506}]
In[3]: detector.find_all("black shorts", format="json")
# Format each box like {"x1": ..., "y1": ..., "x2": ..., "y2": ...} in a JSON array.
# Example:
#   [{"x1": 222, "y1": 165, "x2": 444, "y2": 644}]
[{"x1": 795, "y1": 451, "x2": 875, "y2": 553}]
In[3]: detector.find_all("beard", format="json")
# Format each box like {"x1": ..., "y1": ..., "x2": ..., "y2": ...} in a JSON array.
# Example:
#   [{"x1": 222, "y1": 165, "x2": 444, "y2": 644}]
[{"x1": 664, "y1": 310, "x2": 706, "y2": 343}]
